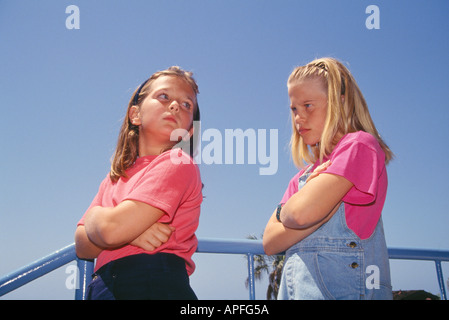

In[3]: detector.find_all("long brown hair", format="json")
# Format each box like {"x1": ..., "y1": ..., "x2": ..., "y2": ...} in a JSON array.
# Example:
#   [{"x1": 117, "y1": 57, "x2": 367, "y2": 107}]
[
  {"x1": 109, "y1": 66, "x2": 200, "y2": 182},
  {"x1": 288, "y1": 57, "x2": 393, "y2": 168}
]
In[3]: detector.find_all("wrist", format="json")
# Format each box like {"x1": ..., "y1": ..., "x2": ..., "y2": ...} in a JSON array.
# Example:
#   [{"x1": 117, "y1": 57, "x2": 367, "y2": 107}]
[{"x1": 276, "y1": 203, "x2": 284, "y2": 223}]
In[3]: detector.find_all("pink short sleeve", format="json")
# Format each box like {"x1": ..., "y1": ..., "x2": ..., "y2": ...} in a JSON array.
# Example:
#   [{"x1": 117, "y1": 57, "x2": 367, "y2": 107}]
[
  {"x1": 325, "y1": 132, "x2": 385, "y2": 205},
  {"x1": 123, "y1": 151, "x2": 201, "y2": 220}
]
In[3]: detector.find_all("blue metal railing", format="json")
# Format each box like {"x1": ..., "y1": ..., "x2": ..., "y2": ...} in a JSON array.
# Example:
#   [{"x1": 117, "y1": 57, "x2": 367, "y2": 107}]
[{"x1": 1, "y1": 238, "x2": 448, "y2": 300}]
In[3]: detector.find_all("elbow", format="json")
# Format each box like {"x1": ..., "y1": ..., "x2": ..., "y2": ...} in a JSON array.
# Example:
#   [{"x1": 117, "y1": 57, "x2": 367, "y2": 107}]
[
  {"x1": 262, "y1": 225, "x2": 275, "y2": 256},
  {"x1": 74, "y1": 226, "x2": 101, "y2": 260},
  {"x1": 263, "y1": 242, "x2": 284, "y2": 256},
  {"x1": 75, "y1": 243, "x2": 96, "y2": 260},
  {"x1": 263, "y1": 246, "x2": 276, "y2": 257},
  {"x1": 74, "y1": 242, "x2": 84, "y2": 259},
  {"x1": 262, "y1": 234, "x2": 280, "y2": 256}
]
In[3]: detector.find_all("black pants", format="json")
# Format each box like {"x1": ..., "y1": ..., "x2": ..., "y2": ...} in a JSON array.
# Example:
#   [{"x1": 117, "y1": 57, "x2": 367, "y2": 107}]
[{"x1": 86, "y1": 253, "x2": 198, "y2": 300}]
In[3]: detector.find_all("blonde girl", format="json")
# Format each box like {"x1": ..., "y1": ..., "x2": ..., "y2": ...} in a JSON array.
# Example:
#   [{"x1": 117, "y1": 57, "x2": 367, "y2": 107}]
[
  {"x1": 263, "y1": 57, "x2": 393, "y2": 300},
  {"x1": 75, "y1": 66, "x2": 202, "y2": 300}
]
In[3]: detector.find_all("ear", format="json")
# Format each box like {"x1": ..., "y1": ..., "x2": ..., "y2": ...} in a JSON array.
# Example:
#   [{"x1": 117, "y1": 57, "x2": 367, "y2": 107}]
[
  {"x1": 188, "y1": 124, "x2": 194, "y2": 139},
  {"x1": 341, "y1": 95, "x2": 345, "y2": 105},
  {"x1": 128, "y1": 106, "x2": 141, "y2": 126}
]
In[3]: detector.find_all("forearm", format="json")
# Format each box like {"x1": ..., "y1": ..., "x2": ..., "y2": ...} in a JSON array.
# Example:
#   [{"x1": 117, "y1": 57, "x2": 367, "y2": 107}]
[
  {"x1": 280, "y1": 173, "x2": 353, "y2": 229},
  {"x1": 263, "y1": 200, "x2": 341, "y2": 255},
  {"x1": 281, "y1": 195, "x2": 336, "y2": 229},
  {"x1": 83, "y1": 206, "x2": 124, "y2": 248},
  {"x1": 83, "y1": 200, "x2": 165, "y2": 249},
  {"x1": 263, "y1": 211, "x2": 323, "y2": 256}
]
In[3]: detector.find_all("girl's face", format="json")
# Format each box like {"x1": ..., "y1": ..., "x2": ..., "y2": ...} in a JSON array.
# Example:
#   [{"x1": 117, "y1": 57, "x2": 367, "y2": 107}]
[
  {"x1": 288, "y1": 77, "x2": 328, "y2": 146},
  {"x1": 129, "y1": 75, "x2": 197, "y2": 156}
]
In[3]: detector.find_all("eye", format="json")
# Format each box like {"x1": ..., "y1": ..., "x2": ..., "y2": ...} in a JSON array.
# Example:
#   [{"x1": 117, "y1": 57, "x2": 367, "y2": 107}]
[
  {"x1": 158, "y1": 93, "x2": 169, "y2": 100},
  {"x1": 181, "y1": 101, "x2": 192, "y2": 110},
  {"x1": 305, "y1": 103, "x2": 312, "y2": 108}
]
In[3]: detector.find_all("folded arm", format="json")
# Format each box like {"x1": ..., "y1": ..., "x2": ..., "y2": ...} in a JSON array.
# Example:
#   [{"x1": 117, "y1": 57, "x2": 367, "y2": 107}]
[
  {"x1": 263, "y1": 169, "x2": 353, "y2": 255},
  {"x1": 281, "y1": 173, "x2": 353, "y2": 229},
  {"x1": 75, "y1": 200, "x2": 166, "y2": 259},
  {"x1": 263, "y1": 208, "x2": 332, "y2": 256}
]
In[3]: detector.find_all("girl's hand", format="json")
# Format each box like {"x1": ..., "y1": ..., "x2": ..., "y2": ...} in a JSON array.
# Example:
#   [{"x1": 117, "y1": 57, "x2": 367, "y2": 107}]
[
  {"x1": 130, "y1": 222, "x2": 175, "y2": 251},
  {"x1": 306, "y1": 160, "x2": 331, "y2": 183}
]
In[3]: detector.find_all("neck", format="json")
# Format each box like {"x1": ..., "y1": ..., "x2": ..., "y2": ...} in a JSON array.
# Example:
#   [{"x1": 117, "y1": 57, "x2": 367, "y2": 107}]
[{"x1": 138, "y1": 137, "x2": 176, "y2": 157}]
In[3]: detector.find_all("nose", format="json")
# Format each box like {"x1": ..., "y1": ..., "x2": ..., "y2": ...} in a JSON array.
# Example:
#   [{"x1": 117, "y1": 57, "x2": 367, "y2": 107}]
[
  {"x1": 294, "y1": 109, "x2": 306, "y2": 125},
  {"x1": 168, "y1": 100, "x2": 180, "y2": 113}
]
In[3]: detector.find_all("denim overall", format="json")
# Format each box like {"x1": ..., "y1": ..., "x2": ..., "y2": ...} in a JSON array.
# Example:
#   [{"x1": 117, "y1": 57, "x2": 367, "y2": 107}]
[{"x1": 278, "y1": 166, "x2": 393, "y2": 300}]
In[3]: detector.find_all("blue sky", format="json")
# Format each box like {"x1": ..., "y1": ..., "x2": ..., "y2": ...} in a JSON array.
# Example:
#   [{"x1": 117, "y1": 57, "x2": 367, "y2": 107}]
[{"x1": 1, "y1": 0, "x2": 448, "y2": 299}]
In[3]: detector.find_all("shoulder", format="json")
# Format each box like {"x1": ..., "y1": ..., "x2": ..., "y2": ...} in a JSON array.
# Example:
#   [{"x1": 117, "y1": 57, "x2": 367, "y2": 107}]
[
  {"x1": 154, "y1": 148, "x2": 197, "y2": 165},
  {"x1": 328, "y1": 131, "x2": 386, "y2": 177},
  {"x1": 336, "y1": 131, "x2": 382, "y2": 153},
  {"x1": 150, "y1": 149, "x2": 201, "y2": 178},
  {"x1": 331, "y1": 131, "x2": 385, "y2": 163}
]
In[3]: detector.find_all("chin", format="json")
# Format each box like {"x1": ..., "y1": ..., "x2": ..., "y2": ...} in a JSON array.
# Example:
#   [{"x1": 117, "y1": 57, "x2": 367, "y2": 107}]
[{"x1": 301, "y1": 136, "x2": 316, "y2": 144}]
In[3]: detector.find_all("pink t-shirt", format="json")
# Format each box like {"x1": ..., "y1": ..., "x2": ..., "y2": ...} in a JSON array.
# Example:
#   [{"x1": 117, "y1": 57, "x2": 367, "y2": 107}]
[
  {"x1": 280, "y1": 131, "x2": 387, "y2": 239},
  {"x1": 78, "y1": 149, "x2": 203, "y2": 275}
]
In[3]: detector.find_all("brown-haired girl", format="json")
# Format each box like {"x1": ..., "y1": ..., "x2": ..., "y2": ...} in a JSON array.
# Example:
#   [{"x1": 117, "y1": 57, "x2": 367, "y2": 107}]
[{"x1": 75, "y1": 66, "x2": 202, "y2": 299}]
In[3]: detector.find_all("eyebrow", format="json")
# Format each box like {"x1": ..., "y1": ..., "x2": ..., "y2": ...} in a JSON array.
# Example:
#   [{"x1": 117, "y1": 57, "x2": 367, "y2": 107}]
[{"x1": 291, "y1": 98, "x2": 317, "y2": 105}]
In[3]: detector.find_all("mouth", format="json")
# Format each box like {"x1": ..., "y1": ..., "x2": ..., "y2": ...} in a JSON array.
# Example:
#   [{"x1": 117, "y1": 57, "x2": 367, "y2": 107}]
[
  {"x1": 298, "y1": 128, "x2": 310, "y2": 135},
  {"x1": 163, "y1": 115, "x2": 177, "y2": 124}
]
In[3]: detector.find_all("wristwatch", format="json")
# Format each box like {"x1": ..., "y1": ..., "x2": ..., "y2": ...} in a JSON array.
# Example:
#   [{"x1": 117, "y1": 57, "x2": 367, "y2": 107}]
[{"x1": 276, "y1": 204, "x2": 284, "y2": 222}]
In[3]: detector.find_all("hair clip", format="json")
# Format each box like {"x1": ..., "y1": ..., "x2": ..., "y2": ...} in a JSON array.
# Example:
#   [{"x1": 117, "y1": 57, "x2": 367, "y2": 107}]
[
  {"x1": 132, "y1": 79, "x2": 149, "y2": 105},
  {"x1": 340, "y1": 76, "x2": 346, "y2": 95},
  {"x1": 314, "y1": 62, "x2": 328, "y2": 72}
]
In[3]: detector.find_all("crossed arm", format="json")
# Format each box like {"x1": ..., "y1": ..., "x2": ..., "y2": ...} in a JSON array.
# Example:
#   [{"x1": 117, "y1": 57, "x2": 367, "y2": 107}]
[
  {"x1": 75, "y1": 200, "x2": 174, "y2": 259},
  {"x1": 263, "y1": 162, "x2": 353, "y2": 255},
  {"x1": 76, "y1": 163, "x2": 352, "y2": 259}
]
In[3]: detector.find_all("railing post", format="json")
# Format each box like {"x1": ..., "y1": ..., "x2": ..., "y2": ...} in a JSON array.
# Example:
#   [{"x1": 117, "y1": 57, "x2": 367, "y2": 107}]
[
  {"x1": 75, "y1": 258, "x2": 94, "y2": 300},
  {"x1": 435, "y1": 260, "x2": 447, "y2": 300},
  {"x1": 247, "y1": 253, "x2": 255, "y2": 300}
]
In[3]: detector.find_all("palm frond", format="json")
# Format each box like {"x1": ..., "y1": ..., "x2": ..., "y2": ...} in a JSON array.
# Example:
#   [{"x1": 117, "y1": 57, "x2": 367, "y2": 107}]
[{"x1": 245, "y1": 234, "x2": 285, "y2": 299}]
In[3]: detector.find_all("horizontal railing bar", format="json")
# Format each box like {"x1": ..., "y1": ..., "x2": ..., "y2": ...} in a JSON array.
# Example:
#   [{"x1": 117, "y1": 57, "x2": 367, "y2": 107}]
[
  {"x1": 388, "y1": 247, "x2": 449, "y2": 262},
  {"x1": 0, "y1": 244, "x2": 76, "y2": 297},
  {"x1": 196, "y1": 238, "x2": 266, "y2": 255},
  {"x1": 1, "y1": 239, "x2": 448, "y2": 299}
]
